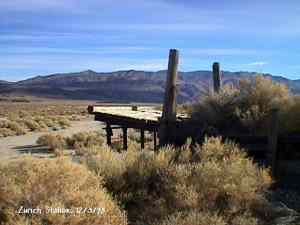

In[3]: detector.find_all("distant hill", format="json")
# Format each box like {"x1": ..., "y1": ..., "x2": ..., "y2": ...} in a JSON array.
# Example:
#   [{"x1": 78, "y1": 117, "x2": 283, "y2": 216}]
[{"x1": 0, "y1": 70, "x2": 299, "y2": 103}]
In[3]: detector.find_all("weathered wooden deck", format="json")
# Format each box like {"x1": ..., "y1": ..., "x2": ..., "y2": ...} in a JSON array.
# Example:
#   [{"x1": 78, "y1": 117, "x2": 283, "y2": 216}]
[
  {"x1": 88, "y1": 105, "x2": 188, "y2": 129},
  {"x1": 89, "y1": 105, "x2": 188, "y2": 121},
  {"x1": 88, "y1": 105, "x2": 189, "y2": 150}
]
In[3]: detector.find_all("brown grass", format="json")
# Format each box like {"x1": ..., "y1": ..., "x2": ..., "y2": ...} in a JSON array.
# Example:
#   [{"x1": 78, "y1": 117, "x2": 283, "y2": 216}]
[
  {"x1": 83, "y1": 137, "x2": 272, "y2": 225},
  {"x1": 37, "y1": 134, "x2": 67, "y2": 151},
  {"x1": 0, "y1": 101, "x2": 89, "y2": 138},
  {"x1": 36, "y1": 131, "x2": 104, "y2": 156},
  {"x1": 190, "y1": 75, "x2": 293, "y2": 135},
  {"x1": 0, "y1": 157, "x2": 127, "y2": 225}
]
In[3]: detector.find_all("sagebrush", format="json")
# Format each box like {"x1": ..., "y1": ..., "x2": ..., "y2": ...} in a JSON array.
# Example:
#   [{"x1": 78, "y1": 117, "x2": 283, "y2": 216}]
[{"x1": 0, "y1": 157, "x2": 127, "y2": 225}]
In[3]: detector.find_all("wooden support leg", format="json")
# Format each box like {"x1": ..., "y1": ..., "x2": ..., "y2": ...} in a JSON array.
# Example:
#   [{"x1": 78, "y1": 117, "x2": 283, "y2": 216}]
[
  {"x1": 122, "y1": 127, "x2": 128, "y2": 150},
  {"x1": 106, "y1": 123, "x2": 113, "y2": 146},
  {"x1": 153, "y1": 130, "x2": 157, "y2": 151},
  {"x1": 141, "y1": 129, "x2": 145, "y2": 149},
  {"x1": 268, "y1": 109, "x2": 279, "y2": 179}
]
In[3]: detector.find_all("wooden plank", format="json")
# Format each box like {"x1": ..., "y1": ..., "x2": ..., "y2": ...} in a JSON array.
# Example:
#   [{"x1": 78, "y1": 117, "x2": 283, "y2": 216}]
[
  {"x1": 213, "y1": 62, "x2": 222, "y2": 93},
  {"x1": 94, "y1": 113, "x2": 159, "y2": 131}
]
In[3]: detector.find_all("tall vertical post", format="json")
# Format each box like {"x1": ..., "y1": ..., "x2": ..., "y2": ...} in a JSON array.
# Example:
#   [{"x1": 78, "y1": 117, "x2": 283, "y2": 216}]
[
  {"x1": 159, "y1": 49, "x2": 179, "y2": 146},
  {"x1": 153, "y1": 130, "x2": 157, "y2": 151},
  {"x1": 268, "y1": 109, "x2": 279, "y2": 178},
  {"x1": 141, "y1": 129, "x2": 145, "y2": 149},
  {"x1": 106, "y1": 123, "x2": 113, "y2": 146},
  {"x1": 213, "y1": 62, "x2": 222, "y2": 93},
  {"x1": 122, "y1": 127, "x2": 128, "y2": 150}
]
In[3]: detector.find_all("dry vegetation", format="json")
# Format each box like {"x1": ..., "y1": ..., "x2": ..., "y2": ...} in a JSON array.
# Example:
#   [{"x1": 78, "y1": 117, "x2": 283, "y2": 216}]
[
  {"x1": 0, "y1": 157, "x2": 127, "y2": 225},
  {"x1": 1, "y1": 136, "x2": 279, "y2": 225},
  {"x1": 82, "y1": 138, "x2": 275, "y2": 225},
  {"x1": 190, "y1": 76, "x2": 299, "y2": 135},
  {"x1": 1, "y1": 76, "x2": 299, "y2": 224},
  {"x1": 0, "y1": 102, "x2": 89, "y2": 138}
]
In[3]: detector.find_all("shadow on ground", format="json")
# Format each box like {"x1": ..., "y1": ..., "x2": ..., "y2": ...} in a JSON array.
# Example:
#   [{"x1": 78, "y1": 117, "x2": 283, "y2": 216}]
[{"x1": 14, "y1": 145, "x2": 54, "y2": 156}]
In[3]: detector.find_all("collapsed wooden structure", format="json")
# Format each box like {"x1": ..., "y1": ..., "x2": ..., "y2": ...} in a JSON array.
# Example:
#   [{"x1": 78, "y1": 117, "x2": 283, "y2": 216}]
[
  {"x1": 88, "y1": 49, "x2": 300, "y2": 179},
  {"x1": 87, "y1": 105, "x2": 188, "y2": 150}
]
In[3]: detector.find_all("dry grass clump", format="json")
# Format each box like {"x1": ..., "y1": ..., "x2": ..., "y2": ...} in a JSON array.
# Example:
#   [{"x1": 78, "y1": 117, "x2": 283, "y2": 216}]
[
  {"x1": 0, "y1": 101, "x2": 89, "y2": 138},
  {"x1": 22, "y1": 118, "x2": 44, "y2": 131},
  {"x1": 0, "y1": 128, "x2": 15, "y2": 137},
  {"x1": 159, "y1": 211, "x2": 227, "y2": 225},
  {"x1": 84, "y1": 137, "x2": 272, "y2": 225},
  {"x1": 0, "y1": 121, "x2": 26, "y2": 137},
  {"x1": 0, "y1": 157, "x2": 127, "y2": 225},
  {"x1": 160, "y1": 211, "x2": 259, "y2": 225},
  {"x1": 280, "y1": 96, "x2": 300, "y2": 134},
  {"x1": 67, "y1": 131, "x2": 104, "y2": 150},
  {"x1": 36, "y1": 132, "x2": 104, "y2": 156},
  {"x1": 37, "y1": 134, "x2": 67, "y2": 151},
  {"x1": 191, "y1": 75, "x2": 292, "y2": 135}
]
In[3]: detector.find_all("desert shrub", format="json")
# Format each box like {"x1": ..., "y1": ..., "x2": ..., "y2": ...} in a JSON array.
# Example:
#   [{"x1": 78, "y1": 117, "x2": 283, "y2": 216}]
[
  {"x1": 0, "y1": 121, "x2": 26, "y2": 137},
  {"x1": 0, "y1": 157, "x2": 127, "y2": 225},
  {"x1": 6, "y1": 121, "x2": 26, "y2": 135},
  {"x1": 43, "y1": 117, "x2": 56, "y2": 127},
  {"x1": 84, "y1": 137, "x2": 272, "y2": 225},
  {"x1": 37, "y1": 134, "x2": 67, "y2": 150},
  {"x1": 0, "y1": 128, "x2": 15, "y2": 137},
  {"x1": 67, "y1": 131, "x2": 104, "y2": 149},
  {"x1": 191, "y1": 75, "x2": 292, "y2": 134},
  {"x1": 22, "y1": 119, "x2": 42, "y2": 131},
  {"x1": 280, "y1": 96, "x2": 300, "y2": 134},
  {"x1": 159, "y1": 211, "x2": 226, "y2": 225},
  {"x1": 160, "y1": 211, "x2": 258, "y2": 225},
  {"x1": 57, "y1": 117, "x2": 71, "y2": 129}
]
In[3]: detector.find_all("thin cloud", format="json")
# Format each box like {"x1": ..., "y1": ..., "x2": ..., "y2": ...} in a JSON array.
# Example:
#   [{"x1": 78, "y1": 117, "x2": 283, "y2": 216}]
[
  {"x1": 185, "y1": 48, "x2": 264, "y2": 56},
  {"x1": 246, "y1": 62, "x2": 268, "y2": 66}
]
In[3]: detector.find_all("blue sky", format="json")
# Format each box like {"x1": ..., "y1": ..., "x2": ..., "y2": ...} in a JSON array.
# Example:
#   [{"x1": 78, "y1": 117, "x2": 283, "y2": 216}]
[{"x1": 1, "y1": 0, "x2": 300, "y2": 81}]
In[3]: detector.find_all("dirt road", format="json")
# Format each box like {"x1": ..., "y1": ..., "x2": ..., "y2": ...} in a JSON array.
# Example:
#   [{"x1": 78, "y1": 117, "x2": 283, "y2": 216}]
[{"x1": 0, "y1": 119, "x2": 103, "y2": 161}]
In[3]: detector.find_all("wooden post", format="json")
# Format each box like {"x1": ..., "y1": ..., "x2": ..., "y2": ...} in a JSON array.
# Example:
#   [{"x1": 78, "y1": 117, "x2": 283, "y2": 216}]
[
  {"x1": 122, "y1": 127, "x2": 128, "y2": 150},
  {"x1": 267, "y1": 109, "x2": 279, "y2": 178},
  {"x1": 159, "y1": 49, "x2": 179, "y2": 146},
  {"x1": 141, "y1": 129, "x2": 145, "y2": 149},
  {"x1": 213, "y1": 62, "x2": 222, "y2": 93},
  {"x1": 106, "y1": 123, "x2": 113, "y2": 146},
  {"x1": 162, "y1": 49, "x2": 179, "y2": 120},
  {"x1": 153, "y1": 130, "x2": 157, "y2": 151}
]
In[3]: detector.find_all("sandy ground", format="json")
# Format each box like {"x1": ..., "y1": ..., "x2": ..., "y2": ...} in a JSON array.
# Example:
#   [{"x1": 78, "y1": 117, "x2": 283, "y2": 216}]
[{"x1": 0, "y1": 119, "x2": 103, "y2": 161}]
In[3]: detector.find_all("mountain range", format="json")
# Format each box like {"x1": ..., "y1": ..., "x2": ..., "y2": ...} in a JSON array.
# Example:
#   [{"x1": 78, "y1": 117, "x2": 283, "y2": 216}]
[{"x1": 0, "y1": 70, "x2": 299, "y2": 103}]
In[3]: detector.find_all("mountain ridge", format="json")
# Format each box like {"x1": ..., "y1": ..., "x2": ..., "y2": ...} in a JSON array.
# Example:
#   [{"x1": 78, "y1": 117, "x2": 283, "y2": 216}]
[{"x1": 0, "y1": 70, "x2": 299, "y2": 103}]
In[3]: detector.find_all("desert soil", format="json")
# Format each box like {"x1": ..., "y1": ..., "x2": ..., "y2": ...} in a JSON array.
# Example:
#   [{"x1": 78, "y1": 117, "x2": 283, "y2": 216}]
[{"x1": 0, "y1": 119, "x2": 103, "y2": 161}]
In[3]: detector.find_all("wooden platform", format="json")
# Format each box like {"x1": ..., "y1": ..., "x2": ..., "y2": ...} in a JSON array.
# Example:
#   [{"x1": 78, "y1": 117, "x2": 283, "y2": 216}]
[
  {"x1": 88, "y1": 105, "x2": 188, "y2": 130},
  {"x1": 88, "y1": 105, "x2": 189, "y2": 150}
]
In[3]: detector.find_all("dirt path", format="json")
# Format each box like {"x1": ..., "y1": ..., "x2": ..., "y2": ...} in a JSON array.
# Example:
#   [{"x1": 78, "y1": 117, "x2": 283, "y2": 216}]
[{"x1": 0, "y1": 119, "x2": 103, "y2": 161}]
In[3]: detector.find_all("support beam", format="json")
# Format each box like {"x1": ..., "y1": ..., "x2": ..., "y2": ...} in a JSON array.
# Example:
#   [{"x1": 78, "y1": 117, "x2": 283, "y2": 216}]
[
  {"x1": 105, "y1": 123, "x2": 113, "y2": 146},
  {"x1": 141, "y1": 129, "x2": 145, "y2": 149},
  {"x1": 159, "y1": 49, "x2": 179, "y2": 146},
  {"x1": 213, "y1": 62, "x2": 222, "y2": 93},
  {"x1": 122, "y1": 127, "x2": 128, "y2": 150},
  {"x1": 267, "y1": 109, "x2": 279, "y2": 178},
  {"x1": 153, "y1": 130, "x2": 157, "y2": 151}
]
